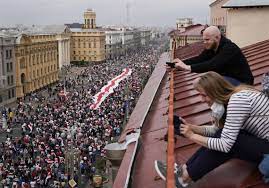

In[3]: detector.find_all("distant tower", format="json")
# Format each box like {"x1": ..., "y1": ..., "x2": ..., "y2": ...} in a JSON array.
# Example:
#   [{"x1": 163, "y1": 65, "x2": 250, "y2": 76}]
[
  {"x1": 83, "y1": 9, "x2": 96, "y2": 29},
  {"x1": 126, "y1": 1, "x2": 131, "y2": 26}
]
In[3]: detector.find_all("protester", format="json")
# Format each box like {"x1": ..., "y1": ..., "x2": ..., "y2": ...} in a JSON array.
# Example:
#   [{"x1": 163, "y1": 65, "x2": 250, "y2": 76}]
[{"x1": 172, "y1": 26, "x2": 254, "y2": 86}]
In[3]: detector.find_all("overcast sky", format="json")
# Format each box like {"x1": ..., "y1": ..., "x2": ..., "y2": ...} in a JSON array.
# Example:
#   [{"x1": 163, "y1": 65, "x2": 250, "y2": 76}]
[{"x1": 0, "y1": 0, "x2": 212, "y2": 27}]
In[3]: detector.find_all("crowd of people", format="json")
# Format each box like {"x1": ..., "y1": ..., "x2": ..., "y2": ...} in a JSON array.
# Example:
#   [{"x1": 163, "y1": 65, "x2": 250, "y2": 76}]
[{"x1": 0, "y1": 39, "x2": 167, "y2": 188}]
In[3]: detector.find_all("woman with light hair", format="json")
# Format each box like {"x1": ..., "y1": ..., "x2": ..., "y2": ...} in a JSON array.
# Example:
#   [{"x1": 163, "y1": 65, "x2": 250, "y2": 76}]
[{"x1": 155, "y1": 71, "x2": 269, "y2": 187}]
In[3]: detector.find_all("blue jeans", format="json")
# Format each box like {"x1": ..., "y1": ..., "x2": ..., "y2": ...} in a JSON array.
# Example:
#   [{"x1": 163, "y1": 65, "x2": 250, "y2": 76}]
[
  {"x1": 223, "y1": 76, "x2": 241, "y2": 86},
  {"x1": 259, "y1": 154, "x2": 269, "y2": 183}
]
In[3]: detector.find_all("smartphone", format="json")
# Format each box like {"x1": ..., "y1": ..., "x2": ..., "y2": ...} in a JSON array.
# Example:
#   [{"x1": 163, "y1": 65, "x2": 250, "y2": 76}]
[{"x1": 166, "y1": 62, "x2": 175, "y2": 68}]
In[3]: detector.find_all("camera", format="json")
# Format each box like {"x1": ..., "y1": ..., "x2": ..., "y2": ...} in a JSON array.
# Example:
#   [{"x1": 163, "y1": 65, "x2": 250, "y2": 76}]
[
  {"x1": 166, "y1": 62, "x2": 175, "y2": 68},
  {"x1": 174, "y1": 115, "x2": 184, "y2": 136}
]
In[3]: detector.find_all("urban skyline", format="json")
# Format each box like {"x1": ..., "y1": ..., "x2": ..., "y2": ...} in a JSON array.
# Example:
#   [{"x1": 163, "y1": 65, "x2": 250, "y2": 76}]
[{"x1": 0, "y1": 0, "x2": 210, "y2": 27}]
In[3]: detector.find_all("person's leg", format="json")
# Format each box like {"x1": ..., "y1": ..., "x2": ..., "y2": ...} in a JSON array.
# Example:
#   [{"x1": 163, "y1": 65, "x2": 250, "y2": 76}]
[
  {"x1": 231, "y1": 131, "x2": 269, "y2": 163},
  {"x1": 184, "y1": 146, "x2": 232, "y2": 182}
]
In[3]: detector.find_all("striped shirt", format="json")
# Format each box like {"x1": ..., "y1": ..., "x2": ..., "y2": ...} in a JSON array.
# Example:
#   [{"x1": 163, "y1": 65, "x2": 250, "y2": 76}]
[{"x1": 207, "y1": 90, "x2": 269, "y2": 153}]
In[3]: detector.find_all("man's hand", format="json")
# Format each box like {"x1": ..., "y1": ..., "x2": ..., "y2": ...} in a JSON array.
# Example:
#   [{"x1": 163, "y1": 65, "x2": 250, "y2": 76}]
[{"x1": 173, "y1": 58, "x2": 191, "y2": 71}]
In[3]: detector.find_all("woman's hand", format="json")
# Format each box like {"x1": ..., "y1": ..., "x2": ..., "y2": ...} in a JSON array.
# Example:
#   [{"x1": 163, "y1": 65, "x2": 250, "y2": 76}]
[
  {"x1": 180, "y1": 123, "x2": 194, "y2": 138},
  {"x1": 180, "y1": 117, "x2": 187, "y2": 125}
]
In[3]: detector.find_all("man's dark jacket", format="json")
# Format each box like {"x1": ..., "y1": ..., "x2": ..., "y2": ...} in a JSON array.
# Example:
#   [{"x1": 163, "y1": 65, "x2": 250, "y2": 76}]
[{"x1": 183, "y1": 36, "x2": 254, "y2": 85}]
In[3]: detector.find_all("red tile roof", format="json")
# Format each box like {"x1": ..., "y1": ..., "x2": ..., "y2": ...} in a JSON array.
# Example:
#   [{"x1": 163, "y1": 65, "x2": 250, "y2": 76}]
[
  {"x1": 114, "y1": 40, "x2": 269, "y2": 188},
  {"x1": 169, "y1": 24, "x2": 206, "y2": 37}
]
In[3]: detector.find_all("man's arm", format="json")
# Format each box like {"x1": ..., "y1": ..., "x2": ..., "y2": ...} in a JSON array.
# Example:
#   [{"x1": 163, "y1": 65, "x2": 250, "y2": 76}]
[
  {"x1": 183, "y1": 50, "x2": 210, "y2": 65},
  {"x1": 191, "y1": 44, "x2": 239, "y2": 73},
  {"x1": 172, "y1": 50, "x2": 209, "y2": 71}
]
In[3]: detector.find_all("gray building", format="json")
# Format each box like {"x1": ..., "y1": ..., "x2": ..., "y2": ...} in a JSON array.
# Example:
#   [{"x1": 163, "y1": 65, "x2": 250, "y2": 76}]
[
  {"x1": 0, "y1": 34, "x2": 16, "y2": 106},
  {"x1": 140, "y1": 29, "x2": 151, "y2": 46},
  {"x1": 105, "y1": 29, "x2": 123, "y2": 60}
]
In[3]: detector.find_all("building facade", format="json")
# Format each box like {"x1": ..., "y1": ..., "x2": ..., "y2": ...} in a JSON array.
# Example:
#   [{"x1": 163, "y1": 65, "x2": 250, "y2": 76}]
[
  {"x1": 0, "y1": 35, "x2": 16, "y2": 105},
  {"x1": 70, "y1": 9, "x2": 106, "y2": 63},
  {"x1": 105, "y1": 30, "x2": 122, "y2": 60},
  {"x1": 15, "y1": 34, "x2": 59, "y2": 98},
  {"x1": 121, "y1": 28, "x2": 134, "y2": 55},
  {"x1": 70, "y1": 29, "x2": 105, "y2": 63},
  {"x1": 223, "y1": 1, "x2": 269, "y2": 47},
  {"x1": 169, "y1": 24, "x2": 205, "y2": 50},
  {"x1": 41, "y1": 25, "x2": 71, "y2": 69},
  {"x1": 176, "y1": 18, "x2": 193, "y2": 31},
  {"x1": 140, "y1": 30, "x2": 151, "y2": 46},
  {"x1": 210, "y1": 0, "x2": 230, "y2": 35}
]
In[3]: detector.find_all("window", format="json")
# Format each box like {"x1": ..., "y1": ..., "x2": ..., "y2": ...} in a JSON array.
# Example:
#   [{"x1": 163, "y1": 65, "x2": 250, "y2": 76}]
[
  {"x1": 10, "y1": 75, "x2": 13, "y2": 85},
  {"x1": 6, "y1": 62, "x2": 9, "y2": 72},
  {"x1": 12, "y1": 89, "x2": 15, "y2": 97},
  {"x1": 8, "y1": 90, "x2": 11, "y2": 99},
  {"x1": 6, "y1": 50, "x2": 9, "y2": 59},
  {"x1": 32, "y1": 56, "x2": 35, "y2": 65},
  {"x1": 6, "y1": 49, "x2": 12, "y2": 59},
  {"x1": 10, "y1": 62, "x2": 13, "y2": 71}
]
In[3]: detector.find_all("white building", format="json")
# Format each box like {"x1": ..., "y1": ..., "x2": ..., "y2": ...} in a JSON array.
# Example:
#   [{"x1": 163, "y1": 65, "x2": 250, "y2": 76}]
[
  {"x1": 176, "y1": 18, "x2": 193, "y2": 31},
  {"x1": 140, "y1": 30, "x2": 151, "y2": 46},
  {"x1": 40, "y1": 25, "x2": 71, "y2": 69},
  {"x1": 105, "y1": 30, "x2": 122, "y2": 59},
  {"x1": 121, "y1": 28, "x2": 134, "y2": 53}
]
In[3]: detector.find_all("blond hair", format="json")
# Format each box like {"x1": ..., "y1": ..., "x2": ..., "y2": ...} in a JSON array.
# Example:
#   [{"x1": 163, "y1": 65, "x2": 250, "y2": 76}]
[{"x1": 194, "y1": 71, "x2": 255, "y2": 105}]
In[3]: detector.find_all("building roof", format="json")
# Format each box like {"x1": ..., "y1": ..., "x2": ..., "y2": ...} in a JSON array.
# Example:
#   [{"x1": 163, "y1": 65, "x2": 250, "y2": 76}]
[
  {"x1": 169, "y1": 24, "x2": 206, "y2": 37},
  {"x1": 114, "y1": 39, "x2": 269, "y2": 188},
  {"x1": 65, "y1": 23, "x2": 83, "y2": 29},
  {"x1": 222, "y1": 0, "x2": 269, "y2": 8},
  {"x1": 39, "y1": 25, "x2": 71, "y2": 34},
  {"x1": 0, "y1": 25, "x2": 70, "y2": 37},
  {"x1": 70, "y1": 28, "x2": 104, "y2": 33},
  {"x1": 209, "y1": 0, "x2": 230, "y2": 7},
  {"x1": 174, "y1": 41, "x2": 204, "y2": 60}
]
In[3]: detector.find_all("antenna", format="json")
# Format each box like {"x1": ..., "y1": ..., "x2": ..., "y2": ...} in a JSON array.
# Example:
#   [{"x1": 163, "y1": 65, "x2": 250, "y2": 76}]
[{"x1": 126, "y1": 0, "x2": 131, "y2": 26}]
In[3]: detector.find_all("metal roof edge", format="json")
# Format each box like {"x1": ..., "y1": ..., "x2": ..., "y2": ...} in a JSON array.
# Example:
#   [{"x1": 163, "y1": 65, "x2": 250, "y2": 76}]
[
  {"x1": 113, "y1": 52, "x2": 170, "y2": 187},
  {"x1": 118, "y1": 52, "x2": 169, "y2": 142},
  {"x1": 222, "y1": 4, "x2": 269, "y2": 8}
]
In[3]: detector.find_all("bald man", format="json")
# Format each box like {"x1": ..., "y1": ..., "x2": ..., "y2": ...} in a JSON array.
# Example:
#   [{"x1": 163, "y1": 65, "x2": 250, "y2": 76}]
[{"x1": 172, "y1": 26, "x2": 254, "y2": 85}]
